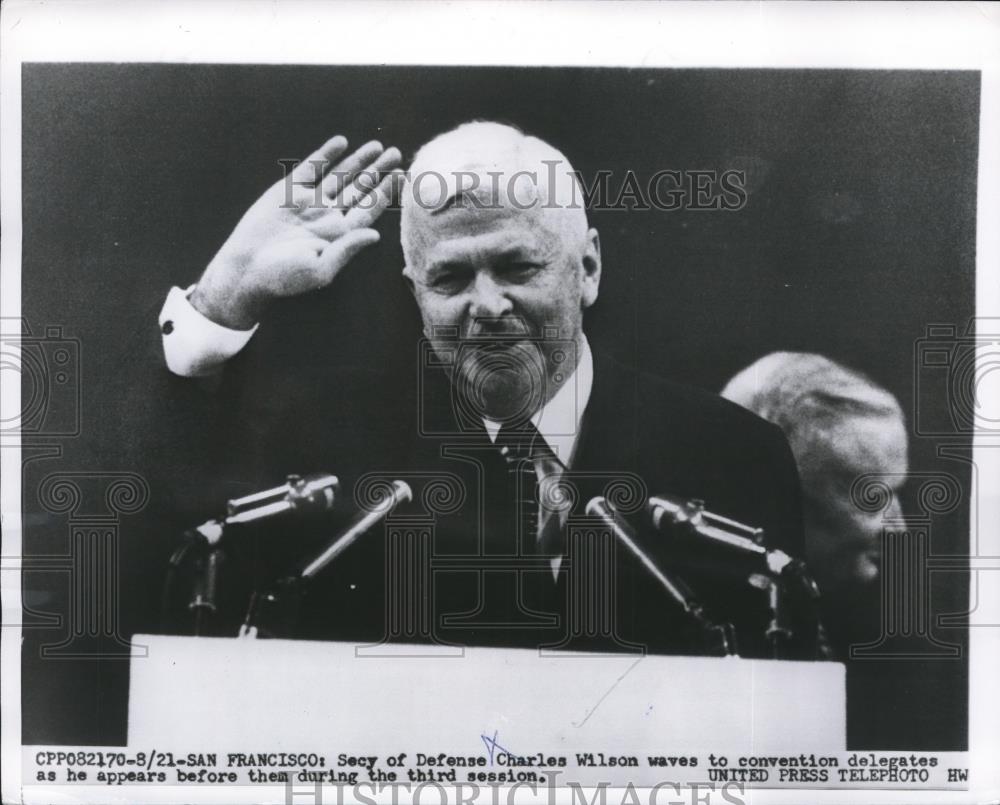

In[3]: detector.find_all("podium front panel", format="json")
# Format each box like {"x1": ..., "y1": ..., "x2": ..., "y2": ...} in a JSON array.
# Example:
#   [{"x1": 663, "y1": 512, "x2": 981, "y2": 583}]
[{"x1": 129, "y1": 635, "x2": 844, "y2": 763}]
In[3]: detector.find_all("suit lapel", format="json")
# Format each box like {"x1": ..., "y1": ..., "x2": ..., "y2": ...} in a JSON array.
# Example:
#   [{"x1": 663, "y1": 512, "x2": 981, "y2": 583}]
[{"x1": 572, "y1": 350, "x2": 640, "y2": 475}]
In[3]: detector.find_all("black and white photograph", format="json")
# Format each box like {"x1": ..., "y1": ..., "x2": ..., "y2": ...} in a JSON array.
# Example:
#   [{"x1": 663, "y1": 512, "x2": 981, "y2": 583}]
[{"x1": 2, "y1": 3, "x2": 998, "y2": 804}]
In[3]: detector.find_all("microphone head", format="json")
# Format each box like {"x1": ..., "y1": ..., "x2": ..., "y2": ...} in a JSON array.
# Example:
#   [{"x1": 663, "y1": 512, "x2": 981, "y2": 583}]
[
  {"x1": 290, "y1": 473, "x2": 340, "y2": 513},
  {"x1": 392, "y1": 480, "x2": 414, "y2": 506},
  {"x1": 585, "y1": 495, "x2": 607, "y2": 518},
  {"x1": 648, "y1": 494, "x2": 702, "y2": 530},
  {"x1": 647, "y1": 495, "x2": 679, "y2": 530},
  {"x1": 647, "y1": 496, "x2": 665, "y2": 529}
]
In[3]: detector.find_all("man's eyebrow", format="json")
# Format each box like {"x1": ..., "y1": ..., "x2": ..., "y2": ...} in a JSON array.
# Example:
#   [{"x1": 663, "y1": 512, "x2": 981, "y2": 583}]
[
  {"x1": 496, "y1": 246, "x2": 542, "y2": 262},
  {"x1": 425, "y1": 260, "x2": 469, "y2": 276},
  {"x1": 426, "y1": 246, "x2": 538, "y2": 274}
]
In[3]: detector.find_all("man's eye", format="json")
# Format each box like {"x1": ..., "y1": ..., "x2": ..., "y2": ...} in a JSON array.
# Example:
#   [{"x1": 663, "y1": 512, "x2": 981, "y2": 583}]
[
  {"x1": 502, "y1": 262, "x2": 542, "y2": 279},
  {"x1": 431, "y1": 273, "x2": 469, "y2": 293}
]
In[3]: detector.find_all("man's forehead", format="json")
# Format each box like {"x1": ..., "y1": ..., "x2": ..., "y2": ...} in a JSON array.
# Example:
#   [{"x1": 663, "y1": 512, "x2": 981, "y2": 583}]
[
  {"x1": 417, "y1": 193, "x2": 548, "y2": 232},
  {"x1": 400, "y1": 124, "x2": 588, "y2": 270},
  {"x1": 408, "y1": 159, "x2": 563, "y2": 212},
  {"x1": 412, "y1": 206, "x2": 558, "y2": 268}
]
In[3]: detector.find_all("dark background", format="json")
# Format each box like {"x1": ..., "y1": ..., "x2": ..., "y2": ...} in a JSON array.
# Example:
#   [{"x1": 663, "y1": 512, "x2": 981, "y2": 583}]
[{"x1": 19, "y1": 64, "x2": 977, "y2": 749}]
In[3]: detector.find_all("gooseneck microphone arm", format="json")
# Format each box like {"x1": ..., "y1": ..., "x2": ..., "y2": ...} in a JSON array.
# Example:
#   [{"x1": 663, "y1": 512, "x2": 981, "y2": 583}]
[
  {"x1": 297, "y1": 480, "x2": 413, "y2": 580},
  {"x1": 586, "y1": 496, "x2": 736, "y2": 656},
  {"x1": 647, "y1": 493, "x2": 820, "y2": 590}
]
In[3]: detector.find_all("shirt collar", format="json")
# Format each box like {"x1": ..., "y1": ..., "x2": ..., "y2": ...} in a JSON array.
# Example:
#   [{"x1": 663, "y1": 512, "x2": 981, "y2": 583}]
[{"x1": 482, "y1": 337, "x2": 593, "y2": 466}]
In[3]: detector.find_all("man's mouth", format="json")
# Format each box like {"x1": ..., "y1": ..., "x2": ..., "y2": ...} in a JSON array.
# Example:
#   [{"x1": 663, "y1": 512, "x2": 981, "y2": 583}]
[
  {"x1": 470, "y1": 337, "x2": 526, "y2": 354},
  {"x1": 466, "y1": 316, "x2": 532, "y2": 340},
  {"x1": 459, "y1": 339, "x2": 543, "y2": 390}
]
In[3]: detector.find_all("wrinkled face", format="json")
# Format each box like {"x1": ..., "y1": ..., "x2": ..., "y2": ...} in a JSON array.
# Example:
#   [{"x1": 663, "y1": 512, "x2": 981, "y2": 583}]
[
  {"x1": 802, "y1": 415, "x2": 908, "y2": 592},
  {"x1": 403, "y1": 198, "x2": 601, "y2": 423}
]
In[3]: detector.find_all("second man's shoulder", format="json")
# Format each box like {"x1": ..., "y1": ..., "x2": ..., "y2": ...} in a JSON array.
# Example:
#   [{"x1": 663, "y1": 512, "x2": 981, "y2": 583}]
[{"x1": 590, "y1": 350, "x2": 788, "y2": 449}]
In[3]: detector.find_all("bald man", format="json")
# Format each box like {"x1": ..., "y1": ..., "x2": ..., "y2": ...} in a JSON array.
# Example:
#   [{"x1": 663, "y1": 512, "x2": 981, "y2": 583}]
[
  {"x1": 721, "y1": 352, "x2": 908, "y2": 660},
  {"x1": 156, "y1": 122, "x2": 810, "y2": 657},
  {"x1": 721, "y1": 352, "x2": 908, "y2": 594}
]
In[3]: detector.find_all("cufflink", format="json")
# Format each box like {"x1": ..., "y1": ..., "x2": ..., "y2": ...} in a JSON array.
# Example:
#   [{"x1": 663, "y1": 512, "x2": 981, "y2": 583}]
[{"x1": 161, "y1": 320, "x2": 174, "y2": 335}]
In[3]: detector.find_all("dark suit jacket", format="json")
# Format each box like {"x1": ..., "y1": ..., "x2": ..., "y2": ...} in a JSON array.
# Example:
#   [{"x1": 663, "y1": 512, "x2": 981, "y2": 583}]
[{"x1": 197, "y1": 347, "x2": 809, "y2": 658}]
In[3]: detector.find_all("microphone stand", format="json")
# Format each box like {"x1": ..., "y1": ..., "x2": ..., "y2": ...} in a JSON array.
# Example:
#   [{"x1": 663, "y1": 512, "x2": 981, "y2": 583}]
[
  {"x1": 190, "y1": 544, "x2": 225, "y2": 636},
  {"x1": 747, "y1": 574, "x2": 793, "y2": 658},
  {"x1": 776, "y1": 560, "x2": 824, "y2": 659},
  {"x1": 749, "y1": 559, "x2": 823, "y2": 659},
  {"x1": 170, "y1": 519, "x2": 226, "y2": 637}
]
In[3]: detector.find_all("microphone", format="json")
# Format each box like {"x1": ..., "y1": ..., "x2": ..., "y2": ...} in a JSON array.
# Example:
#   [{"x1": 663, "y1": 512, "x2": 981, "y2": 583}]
[
  {"x1": 171, "y1": 472, "x2": 340, "y2": 636},
  {"x1": 185, "y1": 474, "x2": 341, "y2": 549},
  {"x1": 586, "y1": 496, "x2": 734, "y2": 654},
  {"x1": 223, "y1": 473, "x2": 341, "y2": 528},
  {"x1": 296, "y1": 480, "x2": 413, "y2": 581},
  {"x1": 648, "y1": 494, "x2": 792, "y2": 575},
  {"x1": 647, "y1": 494, "x2": 819, "y2": 597},
  {"x1": 238, "y1": 480, "x2": 414, "y2": 638}
]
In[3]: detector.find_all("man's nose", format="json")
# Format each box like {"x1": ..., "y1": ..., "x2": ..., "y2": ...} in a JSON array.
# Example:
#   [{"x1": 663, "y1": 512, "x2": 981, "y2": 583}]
[{"x1": 468, "y1": 273, "x2": 513, "y2": 318}]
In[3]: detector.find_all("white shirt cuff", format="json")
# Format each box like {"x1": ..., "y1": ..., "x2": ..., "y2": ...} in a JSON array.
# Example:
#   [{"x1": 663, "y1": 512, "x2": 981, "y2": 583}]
[{"x1": 159, "y1": 285, "x2": 259, "y2": 377}]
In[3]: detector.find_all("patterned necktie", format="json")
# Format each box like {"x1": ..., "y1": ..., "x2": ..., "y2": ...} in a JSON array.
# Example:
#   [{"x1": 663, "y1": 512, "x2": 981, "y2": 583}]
[{"x1": 494, "y1": 421, "x2": 565, "y2": 558}]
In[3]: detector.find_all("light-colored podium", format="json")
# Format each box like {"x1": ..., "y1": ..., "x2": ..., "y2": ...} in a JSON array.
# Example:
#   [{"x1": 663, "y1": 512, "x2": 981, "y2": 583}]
[{"x1": 129, "y1": 635, "x2": 844, "y2": 769}]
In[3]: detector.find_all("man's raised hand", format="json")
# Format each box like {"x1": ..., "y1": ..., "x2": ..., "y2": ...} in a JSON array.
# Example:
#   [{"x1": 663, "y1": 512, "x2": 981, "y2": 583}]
[{"x1": 190, "y1": 136, "x2": 404, "y2": 329}]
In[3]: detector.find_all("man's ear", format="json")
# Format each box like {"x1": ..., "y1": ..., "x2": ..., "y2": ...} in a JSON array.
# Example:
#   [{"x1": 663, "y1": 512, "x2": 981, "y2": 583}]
[{"x1": 580, "y1": 228, "x2": 602, "y2": 309}]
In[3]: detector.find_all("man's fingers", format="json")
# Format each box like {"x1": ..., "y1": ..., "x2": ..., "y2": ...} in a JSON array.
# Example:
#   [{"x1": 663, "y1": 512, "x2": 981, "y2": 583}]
[
  {"x1": 319, "y1": 140, "x2": 386, "y2": 200},
  {"x1": 316, "y1": 228, "x2": 381, "y2": 281},
  {"x1": 288, "y1": 135, "x2": 350, "y2": 185},
  {"x1": 335, "y1": 147, "x2": 403, "y2": 210},
  {"x1": 343, "y1": 170, "x2": 404, "y2": 230},
  {"x1": 306, "y1": 166, "x2": 400, "y2": 243}
]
